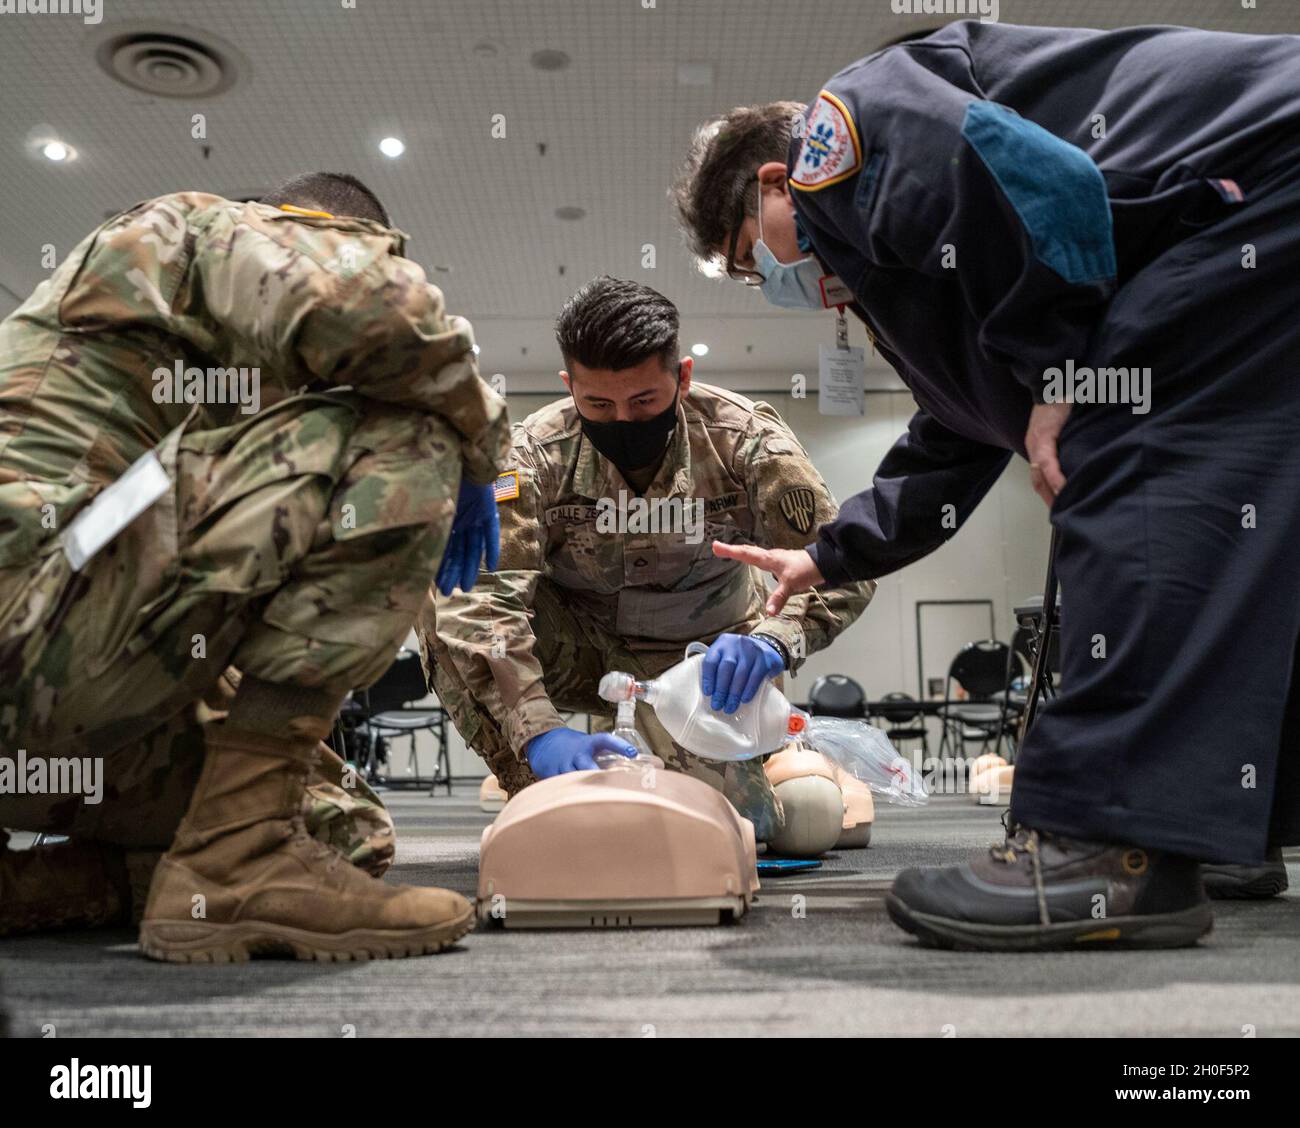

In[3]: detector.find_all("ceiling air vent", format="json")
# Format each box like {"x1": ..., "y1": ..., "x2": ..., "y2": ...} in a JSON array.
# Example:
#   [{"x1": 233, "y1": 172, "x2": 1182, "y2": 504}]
[{"x1": 96, "y1": 31, "x2": 238, "y2": 99}]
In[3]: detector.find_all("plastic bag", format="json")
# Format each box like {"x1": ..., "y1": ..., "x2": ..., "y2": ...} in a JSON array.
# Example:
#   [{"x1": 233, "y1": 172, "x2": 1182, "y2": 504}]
[{"x1": 805, "y1": 716, "x2": 929, "y2": 807}]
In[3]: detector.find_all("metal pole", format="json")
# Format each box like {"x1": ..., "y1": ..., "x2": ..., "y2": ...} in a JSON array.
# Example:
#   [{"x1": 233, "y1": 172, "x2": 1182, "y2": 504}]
[{"x1": 1020, "y1": 527, "x2": 1060, "y2": 738}]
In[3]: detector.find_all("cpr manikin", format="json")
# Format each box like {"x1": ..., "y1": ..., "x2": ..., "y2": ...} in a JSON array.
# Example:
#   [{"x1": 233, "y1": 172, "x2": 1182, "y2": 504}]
[
  {"x1": 968, "y1": 753, "x2": 1014, "y2": 806},
  {"x1": 477, "y1": 653, "x2": 754, "y2": 928},
  {"x1": 476, "y1": 645, "x2": 925, "y2": 928},
  {"x1": 476, "y1": 757, "x2": 759, "y2": 928}
]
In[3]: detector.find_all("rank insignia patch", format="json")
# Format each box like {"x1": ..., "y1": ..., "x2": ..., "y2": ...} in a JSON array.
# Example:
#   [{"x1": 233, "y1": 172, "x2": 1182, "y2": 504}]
[
  {"x1": 778, "y1": 486, "x2": 817, "y2": 535},
  {"x1": 790, "y1": 91, "x2": 861, "y2": 193},
  {"x1": 493, "y1": 470, "x2": 520, "y2": 503}
]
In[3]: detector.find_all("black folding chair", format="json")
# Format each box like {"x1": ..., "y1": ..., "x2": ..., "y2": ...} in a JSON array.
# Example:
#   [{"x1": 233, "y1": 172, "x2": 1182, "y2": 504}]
[
  {"x1": 348, "y1": 647, "x2": 452, "y2": 796},
  {"x1": 808, "y1": 674, "x2": 867, "y2": 719},
  {"x1": 871, "y1": 691, "x2": 931, "y2": 757},
  {"x1": 937, "y1": 640, "x2": 1013, "y2": 758}
]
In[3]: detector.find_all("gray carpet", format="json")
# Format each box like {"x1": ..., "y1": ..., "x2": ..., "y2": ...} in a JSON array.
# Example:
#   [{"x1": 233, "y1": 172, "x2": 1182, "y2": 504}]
[{"x1": 3, "y1": 789, "x2": 1298, "y2": 1037}]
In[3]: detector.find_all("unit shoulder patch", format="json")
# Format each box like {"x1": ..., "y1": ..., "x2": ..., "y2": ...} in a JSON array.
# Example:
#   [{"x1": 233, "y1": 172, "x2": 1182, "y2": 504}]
[
  {"x1": 791, "y1": 91, "x2": 862, "y2": 193},
  {"x1": 778, "y1": 485, "x2": 818, "y2": 535},
  {"x1": 493, "y1": 470, "x2": 520, "y2": 503}
]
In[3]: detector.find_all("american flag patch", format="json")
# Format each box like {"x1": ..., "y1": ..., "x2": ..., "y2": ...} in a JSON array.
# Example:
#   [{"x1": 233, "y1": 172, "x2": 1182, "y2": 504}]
[{"x1": 493, "y1": 470, "x2": 520, "y2": 503}]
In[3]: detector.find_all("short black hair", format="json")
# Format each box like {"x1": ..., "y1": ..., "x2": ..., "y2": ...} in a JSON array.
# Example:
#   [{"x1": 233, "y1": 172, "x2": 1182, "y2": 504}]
[
  {"x1": 556, "y1": 276, "x2": 679, "y2": 373},
  {"x1": 259, "y1": 172, "x2": 391, "y2": 227}
]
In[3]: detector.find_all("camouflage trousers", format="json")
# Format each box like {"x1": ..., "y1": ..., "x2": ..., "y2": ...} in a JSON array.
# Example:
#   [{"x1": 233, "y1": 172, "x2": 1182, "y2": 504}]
[
  {"x1": 0, "y1": 391, "x2": 461, "y2": 873},
  {"x1": 0, "y1": 689, "x2": 395, "y2": 875},
  {"x1": 427, "y1": 578, "x2": 785, "y2": 841}
]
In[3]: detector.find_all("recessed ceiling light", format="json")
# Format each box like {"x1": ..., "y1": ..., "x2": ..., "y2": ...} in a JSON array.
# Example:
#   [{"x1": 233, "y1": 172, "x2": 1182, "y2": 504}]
[
  {"x1": 530, "y1": 48, "x2": 570, "y2": 72},
  {"x1": 691, "y1": 343, "x2": 709, "y2": 357},
  {"x1": 379, "y1": 136, "x2": 405, "y2": 158},
  {"x1": 42, "y1": 141, "x2": 70, "y2": 162},
  {"x1": 554, "y1": 205, "x2": 585, "y2": 221}
]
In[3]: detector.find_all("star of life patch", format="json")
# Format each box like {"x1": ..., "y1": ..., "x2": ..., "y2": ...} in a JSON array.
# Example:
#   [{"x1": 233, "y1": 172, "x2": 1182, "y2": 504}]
[
  {"x1": 791, "y1": 91, "x2": 862, "y2": 193},
  {"x1": 493, "y1": 470, "x2": 520, "y2": 503}
]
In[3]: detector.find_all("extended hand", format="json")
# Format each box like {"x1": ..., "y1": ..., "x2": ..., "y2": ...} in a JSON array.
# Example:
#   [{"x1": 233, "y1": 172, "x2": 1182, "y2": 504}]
[
  {"x1": 711, "y1": 543, "x2": 824, "y2": 616},
  {"x1": 700, "y1": 633, "x2": 785, "y2": 714},
  {"x1": 525, "y1": 728, "x2": 638, "y2": 777},
  {"x1": 436, "y1": 478, "x2": 501, "y2": 596},
  {"x1": 1025, "y1": 401, "x2": 1071, "y2": 507}
]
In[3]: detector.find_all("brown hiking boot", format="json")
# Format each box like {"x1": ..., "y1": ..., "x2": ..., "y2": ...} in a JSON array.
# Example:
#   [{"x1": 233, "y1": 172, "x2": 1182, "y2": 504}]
[
  {"x1": 138, "y1": 724, "x2": 473, "y2": 962},
  {"x1": 0, "y1": 831, "x2": 162, "y2": 935}
]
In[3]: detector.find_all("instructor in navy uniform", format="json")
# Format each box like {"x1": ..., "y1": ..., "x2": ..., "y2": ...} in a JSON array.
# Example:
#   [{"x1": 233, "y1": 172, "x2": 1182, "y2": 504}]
[{"x1": 673, "y1": 21, "x2": 1300, "y2": 950}]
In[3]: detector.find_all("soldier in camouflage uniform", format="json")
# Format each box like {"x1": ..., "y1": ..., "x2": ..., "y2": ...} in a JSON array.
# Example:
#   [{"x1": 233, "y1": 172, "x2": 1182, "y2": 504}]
[
  {"x1": 0, "y1": 174, "x2": 509, "y2": 958},
  {"x1": 421, "y1": 278, "x2": 873, "y2": 841}
]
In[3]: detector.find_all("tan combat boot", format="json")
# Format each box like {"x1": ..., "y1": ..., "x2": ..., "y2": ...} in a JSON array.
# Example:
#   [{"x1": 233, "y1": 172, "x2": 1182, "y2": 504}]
[
  {"x1": 0, "y1": 831, "x2": 161, "y2": 935},
  {"x1": 138, "y1": 723, "x2": 473, "y2": 962}
]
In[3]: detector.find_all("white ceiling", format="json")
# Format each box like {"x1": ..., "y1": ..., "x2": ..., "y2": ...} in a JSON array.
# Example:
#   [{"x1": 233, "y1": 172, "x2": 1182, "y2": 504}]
[{"x1": 1, "y1": 0, "x2": 1293, "y2": 392}]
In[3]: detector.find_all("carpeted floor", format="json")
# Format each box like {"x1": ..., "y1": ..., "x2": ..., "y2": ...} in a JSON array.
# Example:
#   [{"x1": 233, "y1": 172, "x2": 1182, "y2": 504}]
[{"x1": 2, "y1": 788, "x2": 1298, "y2": 1037}]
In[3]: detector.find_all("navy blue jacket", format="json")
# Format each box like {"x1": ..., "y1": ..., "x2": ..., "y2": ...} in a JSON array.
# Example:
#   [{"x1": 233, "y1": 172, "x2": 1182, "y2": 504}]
[{"x1": 793, "y1": 22, "x2": 1300, "y2": 584}]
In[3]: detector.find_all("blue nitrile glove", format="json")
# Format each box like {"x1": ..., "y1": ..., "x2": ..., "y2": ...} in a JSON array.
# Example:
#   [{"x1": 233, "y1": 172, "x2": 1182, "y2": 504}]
[
  {"x1": 436, "y1": 478, "x2": 501, "y2": 596},
  {"x1": 525, "y1": 728, "x2": 639, "y2": 778},
  {"x1": 700, "y1": 633, "x2": 786, "y2": 714}
]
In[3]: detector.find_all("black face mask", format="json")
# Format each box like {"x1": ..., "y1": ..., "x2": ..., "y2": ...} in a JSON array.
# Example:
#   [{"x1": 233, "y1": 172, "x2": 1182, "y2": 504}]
[{"x1": 576, "y1": 389, "x2": 680, "y2": 479}]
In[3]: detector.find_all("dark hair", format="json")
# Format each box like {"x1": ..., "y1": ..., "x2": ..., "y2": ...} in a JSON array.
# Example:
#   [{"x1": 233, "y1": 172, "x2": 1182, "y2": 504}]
[
  {"x1": 259, "y1": 171, "x2": 391, "y2": 227},
  {"x1": 671, "y1": 101, "x2": 805, "y2": 263},
  {"x1": 555, "y1": 276, "x2": 679, "y2": 373}
]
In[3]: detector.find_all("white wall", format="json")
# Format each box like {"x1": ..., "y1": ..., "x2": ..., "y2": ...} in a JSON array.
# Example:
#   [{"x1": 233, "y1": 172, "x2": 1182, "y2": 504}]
[{"x1": 396, "y1": 386, "x2": 1051, "y2": 780}]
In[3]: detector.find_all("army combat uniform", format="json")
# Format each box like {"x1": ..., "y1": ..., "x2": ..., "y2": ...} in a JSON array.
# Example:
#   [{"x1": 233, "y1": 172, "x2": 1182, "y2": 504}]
[
  {"x1": 421, "y1": 383, "x2": 874, "y2": 840},
  {"x1": 0, "y1": 192, "x2": 508, "y2": 870}
]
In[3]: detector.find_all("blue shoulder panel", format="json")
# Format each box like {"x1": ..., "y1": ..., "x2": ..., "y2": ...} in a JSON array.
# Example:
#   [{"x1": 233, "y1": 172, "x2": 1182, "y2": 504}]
[{"x1": 960, "y1": 101, "x2": 1116, "y2": 284}]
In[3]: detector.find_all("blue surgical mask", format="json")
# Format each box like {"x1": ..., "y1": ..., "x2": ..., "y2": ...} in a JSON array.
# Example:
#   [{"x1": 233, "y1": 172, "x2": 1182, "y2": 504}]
[{"x1": 753, "y1": 199, "x2": 826, "y2": 310}]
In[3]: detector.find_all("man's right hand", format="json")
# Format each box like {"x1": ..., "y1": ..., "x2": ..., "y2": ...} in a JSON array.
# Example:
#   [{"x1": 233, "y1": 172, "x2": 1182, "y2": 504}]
[
  {"x1": 711, "y1": 543, "x2": 824, "y2": 615},
  {"x1": 525, "y1": 728, "x2": 639, "y2": 778}
]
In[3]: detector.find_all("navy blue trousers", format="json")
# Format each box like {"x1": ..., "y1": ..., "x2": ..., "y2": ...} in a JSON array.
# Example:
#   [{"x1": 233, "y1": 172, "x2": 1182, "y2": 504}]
[{"x1": 1012, "y1": 166, "x2": 1300, "y2": 864}]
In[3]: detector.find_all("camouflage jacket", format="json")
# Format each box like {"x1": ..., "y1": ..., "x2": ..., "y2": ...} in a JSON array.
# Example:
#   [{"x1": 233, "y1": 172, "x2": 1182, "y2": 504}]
[
  {"x1": 0, "y1": 191, "x2": 509, "y2": 568},
  {"x1": 428, "y1": 383, "x2": 876, "y2": 753}
]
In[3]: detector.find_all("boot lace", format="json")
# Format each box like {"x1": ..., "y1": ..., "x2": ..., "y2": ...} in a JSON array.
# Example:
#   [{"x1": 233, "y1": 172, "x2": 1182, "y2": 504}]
[{"x1": 991, "y1": 813, "x2": 1054, "y2": 926}]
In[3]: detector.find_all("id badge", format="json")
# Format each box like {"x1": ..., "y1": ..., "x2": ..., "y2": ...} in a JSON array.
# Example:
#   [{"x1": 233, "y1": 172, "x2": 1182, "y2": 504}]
[
  {"x1": 62, "y1": 449, "x2": 171, "y2": 572},
  {"x1": 818, "y1": 310, "x2": 865, "y2": 417}
]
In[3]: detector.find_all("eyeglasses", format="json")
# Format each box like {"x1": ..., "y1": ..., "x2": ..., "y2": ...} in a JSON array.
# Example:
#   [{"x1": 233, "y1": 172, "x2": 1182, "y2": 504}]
[{"x1": 724, "y1": 174, "x2": 764, "y2": 286}]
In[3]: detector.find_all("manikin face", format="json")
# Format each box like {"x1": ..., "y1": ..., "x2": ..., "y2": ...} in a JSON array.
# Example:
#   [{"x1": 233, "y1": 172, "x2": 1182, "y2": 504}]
[{"x1": 561, "y1": 355, "x2": 692, "y2": 423}]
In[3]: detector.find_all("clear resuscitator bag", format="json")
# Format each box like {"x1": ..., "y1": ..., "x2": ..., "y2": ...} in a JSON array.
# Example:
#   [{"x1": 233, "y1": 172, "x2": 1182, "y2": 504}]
[{"x1": 598, "y1": 643, "x2": 928, "y2": 806}]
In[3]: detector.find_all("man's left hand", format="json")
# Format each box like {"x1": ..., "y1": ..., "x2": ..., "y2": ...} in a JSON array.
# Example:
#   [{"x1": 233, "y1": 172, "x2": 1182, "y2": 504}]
[
  {"x1": 1025, "y1": 401, "x2": 1071, "y2": 507},
  {"x1": 700, "y1": 633, "x2": 785, "y2": 714}
]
